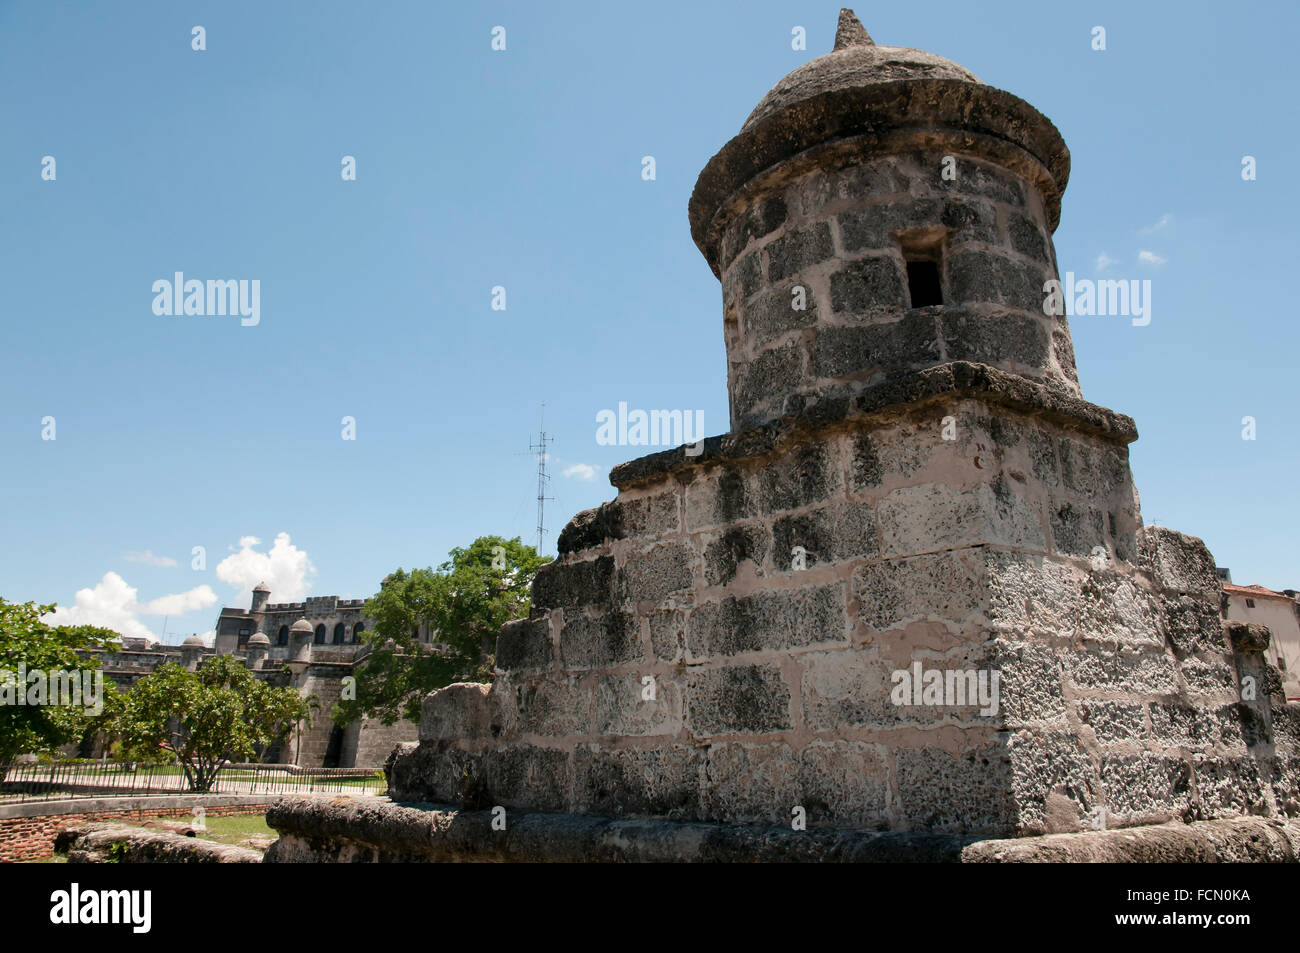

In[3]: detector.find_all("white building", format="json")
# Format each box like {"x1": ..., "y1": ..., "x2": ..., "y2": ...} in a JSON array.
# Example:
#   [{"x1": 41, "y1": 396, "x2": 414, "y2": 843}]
[{"x1": 1223, "y1": 582, "x2": 1300, "y2": 701}]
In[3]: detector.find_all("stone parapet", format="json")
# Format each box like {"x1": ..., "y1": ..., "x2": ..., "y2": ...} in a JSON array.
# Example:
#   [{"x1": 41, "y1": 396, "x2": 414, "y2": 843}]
[{"x1": 263, "y1": 795, "x2": 1300, "y2": 863}]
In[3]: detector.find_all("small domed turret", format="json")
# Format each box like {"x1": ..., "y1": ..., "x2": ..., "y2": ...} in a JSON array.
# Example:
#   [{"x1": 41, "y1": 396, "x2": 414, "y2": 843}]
[
  {"x1": 690, "y1": 8, "x2": 1078, "y2": 431},
  {"x1": 251, "y1": 581, "x2": 271, "y2": 614}
]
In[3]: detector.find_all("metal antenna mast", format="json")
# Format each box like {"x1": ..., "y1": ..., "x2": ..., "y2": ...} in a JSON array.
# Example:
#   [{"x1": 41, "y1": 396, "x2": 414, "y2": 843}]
[{"x1": 529, "y1": 405, "x2": 554, "y2": 554}]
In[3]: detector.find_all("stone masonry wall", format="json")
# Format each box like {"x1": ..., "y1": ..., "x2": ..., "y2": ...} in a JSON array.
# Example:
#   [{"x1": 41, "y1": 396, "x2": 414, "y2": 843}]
[
  {"x1": 0, "y1": 804, "x2": 265, "y2": 862},
  {"x1": 346, "y1": 714, "x2": 420, "y2": 770},
  {"x1": 392, "y1": 382, "x2": 1294, "y2": 836},
  {"x1": 718, "y1": 151, "x2": 1080, "y2": 431}
]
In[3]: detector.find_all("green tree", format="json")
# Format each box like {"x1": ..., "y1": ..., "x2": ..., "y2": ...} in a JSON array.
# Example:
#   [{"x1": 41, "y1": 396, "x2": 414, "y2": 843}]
[
  {"x1": 115, "y1": 655, "x2": 312, "y2": 792},
  {"x1": 0, "y1": 598, "x2": 120, "y2": 763},
  {"x1": 335, "y1": 535, "x2": 549, "y2": 727}
]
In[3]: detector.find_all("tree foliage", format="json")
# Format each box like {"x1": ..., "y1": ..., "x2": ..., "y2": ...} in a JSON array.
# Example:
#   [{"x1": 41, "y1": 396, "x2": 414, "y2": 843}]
[
  {"x1": 335, "y1": 535, "x2": 549, "y2": 727},
  {"x1": 0, "y1": 598, "x2": 120, "y2": 763},
  {"x1": 115, "y1": 655, "x2": 313, "y2": 791}
]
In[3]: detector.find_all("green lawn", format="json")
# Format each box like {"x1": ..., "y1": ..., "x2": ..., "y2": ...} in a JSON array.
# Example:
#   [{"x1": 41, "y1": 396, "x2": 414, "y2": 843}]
[{"x1": 194, "y1": 813, "x2": 275, "y2": 846}]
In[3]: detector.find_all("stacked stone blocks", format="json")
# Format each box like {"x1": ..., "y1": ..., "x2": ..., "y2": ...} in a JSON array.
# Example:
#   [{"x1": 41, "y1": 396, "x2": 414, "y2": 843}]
[
  {"x1": 392, "y1": 376, "x2": 1286, "y2": 835},
  {"x1": 720, "y1": 153, "x2": 1080, "y2": 431}
]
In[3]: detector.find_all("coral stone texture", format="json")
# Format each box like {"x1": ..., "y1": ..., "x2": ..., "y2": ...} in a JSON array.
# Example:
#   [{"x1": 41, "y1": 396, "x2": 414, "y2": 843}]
[{"x1": 379, "y1": 10, "x2": 1297, "y2": 844}]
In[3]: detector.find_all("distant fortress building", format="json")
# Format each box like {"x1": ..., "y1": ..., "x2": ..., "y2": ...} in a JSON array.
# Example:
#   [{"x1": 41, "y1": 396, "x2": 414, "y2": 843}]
[
  {"x1": 214, "y1": 582, "x2": 371, "y2": 656},
  {"x1": 94, "y1": 583, "x2": 419, "y2": 768}
]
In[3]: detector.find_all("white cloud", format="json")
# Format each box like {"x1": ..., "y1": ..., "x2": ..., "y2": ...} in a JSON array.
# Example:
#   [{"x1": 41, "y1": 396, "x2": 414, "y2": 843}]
[
  {"x1": 44, "y1": 572, "x2": 217, "y2": 640},
  {"x1": 1138, "y1": 250, "x2": 1168, "y2": 265},
  {"x1": 1095, "y1": 251, "x2": 1118, "y2": 271},
  {"x1": 563, "y1": 463, "x2": 599, "y2": 481},
  {"x1": 124, "y1": 550, "x2": 177, "y2": 567},
  {"x1": 140, "y1": 588, "x2": 219, "y2": 616},
  {"x1": 215, "y1": 532, "x2": 315, "y2": 603},
  {"x1": 1139, "y1": 213, "x2": 1172, "y2": 234}
]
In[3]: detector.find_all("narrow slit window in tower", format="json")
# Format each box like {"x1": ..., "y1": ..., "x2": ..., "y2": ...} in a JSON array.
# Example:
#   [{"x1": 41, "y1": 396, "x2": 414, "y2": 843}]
[{"x1": 906, "y1": 260, "x2": 943, "y2": 307}]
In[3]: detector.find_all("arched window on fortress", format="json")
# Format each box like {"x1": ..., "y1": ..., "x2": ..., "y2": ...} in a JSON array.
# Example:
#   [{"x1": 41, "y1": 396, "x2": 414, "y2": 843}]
[
  {"x1": 352, "y1": 623, "x2": 364, "y2": 643},
  {"x1": 277, "y1": 625, "x2": 289, "y2": 646},
  {"x1": 314, "y1": 624, "x2": 326, "y2": 645},
  {"x1": 334, "y1": 623, "x2": 346, "y2": 644}
]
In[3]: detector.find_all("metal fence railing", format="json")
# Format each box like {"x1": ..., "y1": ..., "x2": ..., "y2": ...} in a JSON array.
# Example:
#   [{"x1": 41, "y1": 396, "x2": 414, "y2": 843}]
[{"x1": 0, "y1": 761, "x2": 386, "y2": 803}]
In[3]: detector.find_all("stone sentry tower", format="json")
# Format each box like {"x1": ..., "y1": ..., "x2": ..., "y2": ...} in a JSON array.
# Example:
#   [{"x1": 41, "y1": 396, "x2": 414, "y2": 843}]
[
  {"x1": 702, "y1": 9, "x2": 1078, "y2": 433},
  {"x1": 389, "y1": 11, "x2": 1296, "y2": 836}
]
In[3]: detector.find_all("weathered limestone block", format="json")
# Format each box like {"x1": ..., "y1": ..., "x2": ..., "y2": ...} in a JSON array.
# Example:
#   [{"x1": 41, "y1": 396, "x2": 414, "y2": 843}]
[
  {"x1": 686, "y1": 583, "x2": 848, "y2": 659},
  {"x1": 705, "y1": 743, "x2": 802, "y2": 824},
  {"x1": 616, "y1": 541, "x2": 694, "y2": 606},
  {"x1": 895, "y1": 743, "x2": 1016, "y2": 834},
  {"x1": 799, "y1": 740, "x2": 891, "y2": 827},
  {"x1": 481, "y1": 745, "x2": 571, "y2": 813},
  {"x1": 1161, "y1": 594, "x2": 1228, "y2": 655},
  {"x1": 1191, "y1": 755, "x2": 1268, "y2": 820},
  {"x1": 532, "y1": 555, "x2": 614, "y2": 610},
  {"x1": 495, "y1": 616, "x2": 551, "y2": 674},
  {"x1": 1012, "y1": 729, "x2": 1100, "y2": 820},
  {"x1": 515, "y1": 676, "x2": 590, "y2": 737},
  {"x1": 800, "y1": 649, "x2": 893, "y2": 730},
  {"x1": 1078, "y1": 572, "x2": 1163, "y2": 649},
  {"x1": 1099, "y1": 753, "x2": 1192, "y2": 824},
  {"x1": 857, "y1": 549, "x2": 986, "y2": 630},
  {"x1": 593, "y1": 672, "x2": 683, "y2": 736},
  {"x1": 745, "y1": 282, "x2": 818, "y2": 347},
  {"x1": 1068, "y1": 647, "x2": 1180, "y2": 696},
  {"x1": 649, "y1": 608, "x2": 686, "y2": 661},
  {"x1": 985, "y1": 551, "x2": 1078, "y2": 638},
  {"x1": 1179, "y1": 655, "x2": 1238, "y2": 699},
  {"x1": 1077, "y1": 700, "x2": 1147, "y2": 745},
  {"x1": 558, "y1": 610, "x2": 639, "y2": 670},
  {"x1": 687, "y1": 664, "x2": 792, "y2": 735},
  {"x1": 877, "y1": 479, "x2": 1045, "y2": 557},
  {"x1": 985, "y1": 639, "x2": 1068, "y2": 727},
  {"x1": 702, "y1": 522, "x2": 770, "y2": 585},
  {"x1": 767, "y1": 222, "x2": 834, "y2": 282},
  {"x1": 420, "y1": 682, "x2": 497, "y2": 743},
  {"x1": 574, "y1": 744, "x2": 703, "y2": 819},
  {"x1": 1139, "y1": 527, "x2": 1221, "y2": 598}
]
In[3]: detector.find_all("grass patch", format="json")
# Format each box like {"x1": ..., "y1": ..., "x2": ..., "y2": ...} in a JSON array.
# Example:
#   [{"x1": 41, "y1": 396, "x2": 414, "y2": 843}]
[{"x1": 193, "y1": 813, "x2": 275, "y2": 846}]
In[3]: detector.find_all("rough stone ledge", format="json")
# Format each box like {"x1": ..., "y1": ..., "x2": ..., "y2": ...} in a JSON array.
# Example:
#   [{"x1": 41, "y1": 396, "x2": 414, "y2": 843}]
[
  {"x1": 962, "y1": 817, "x2": 1300, "y2": 863},
  {"x1": 54, "y1": 823, "x2": 263, "y2": 864},
  {"x1": 262, "y1": 796, "x2": 1298, "y2": 863},
  {"x1": 263, "y1": 795, "x2": 972, "y2": 862},
  {"x1": 609, "y1": 361, "x2": 1137, "y2": 490}
]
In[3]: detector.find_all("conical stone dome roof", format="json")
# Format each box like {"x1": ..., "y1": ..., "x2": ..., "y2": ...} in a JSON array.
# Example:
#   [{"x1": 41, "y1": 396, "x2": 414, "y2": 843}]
[
  {"x1": 689, "y1": 8, "x2": 1070, "y2": 277},
  {"x1": 742, "y1": 9, "x2": 979, "y2": 132}
]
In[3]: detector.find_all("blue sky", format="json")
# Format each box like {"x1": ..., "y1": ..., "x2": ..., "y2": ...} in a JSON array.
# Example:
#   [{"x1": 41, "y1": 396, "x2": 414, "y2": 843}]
[{"x1": 1, "y1": 0, "x2": 1295, "y2": 643}]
